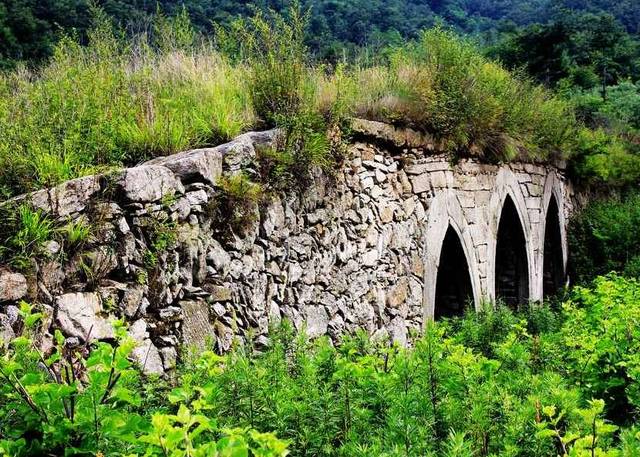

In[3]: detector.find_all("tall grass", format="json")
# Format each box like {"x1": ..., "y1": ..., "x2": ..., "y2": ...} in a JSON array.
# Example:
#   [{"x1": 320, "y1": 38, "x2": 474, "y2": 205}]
[
  {"x1": 319, "y1": 29, "x2": 577, "y2": 162},
  {"x1": 0, "y1": 9, "x2": 579, "y2": 199},
  {"x1": 0, "y1": 10, "x2": 254, "y2": 199}
]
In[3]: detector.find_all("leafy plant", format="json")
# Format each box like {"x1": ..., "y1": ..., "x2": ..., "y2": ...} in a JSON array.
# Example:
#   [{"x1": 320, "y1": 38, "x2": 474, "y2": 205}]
[
  {"x1": 569, "y1": 193, "x2": 640, "y2": 282},
  {"x1": 0, "y1": 204, "x2": 55, "y2": 269}
]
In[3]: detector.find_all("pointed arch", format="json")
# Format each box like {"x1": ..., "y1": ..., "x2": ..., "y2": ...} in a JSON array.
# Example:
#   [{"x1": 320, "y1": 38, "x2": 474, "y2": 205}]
[
  {"x1": 435, "y1": 225, "x2": 474, "y2": 319},
  {"x1": 539, "y1": 170, "x2": 569, "y2": 297},
  {"x1": 487, "y1": 168, "x2": 534, "y2": 302},
  {"x1": 423, "y1": 190, "x2": 482, "y2": 321},
  {"x1": 542, "y1": 194, "x2": 565, "y2": 297},
  {"x1": 495, "y1": 195, "x2": 530, "y2": 308}
]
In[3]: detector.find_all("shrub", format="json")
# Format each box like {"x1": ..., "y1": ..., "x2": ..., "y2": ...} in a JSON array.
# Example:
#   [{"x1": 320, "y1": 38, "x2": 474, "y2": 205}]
[
  {"x1": 0, "y1": 303, "x2": 289, "y2": 456},
  {"x1": 569, "y1": 192, "x2": 640, "y2": 282},
  {"x1": 3, "y1": 286, "x2": 640, "y2": 456},
  {"x1": 561, "y1": 274, "x2": 640, "y2": 421},
  {"x1": 219, "y1": 3, "x2": 337, "y2": 188},
  {"x1": 570, "y1": 128, "x2": 640, "y2": 186},
  {"x1": 347, "y1": 28, "x2": 576, "y2": 162}
]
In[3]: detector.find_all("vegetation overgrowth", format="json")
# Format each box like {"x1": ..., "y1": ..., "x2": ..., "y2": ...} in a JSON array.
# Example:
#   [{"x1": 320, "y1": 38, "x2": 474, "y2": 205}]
[
  {"x1": 2, "y1": 274, "x2": 640, "y2": 456},
  {"x1": 0, "y1": 3, "x2": 617, "y2": 200},
  {"x1": 569, "y1": 191, "x2": 640, "y2": 282}
]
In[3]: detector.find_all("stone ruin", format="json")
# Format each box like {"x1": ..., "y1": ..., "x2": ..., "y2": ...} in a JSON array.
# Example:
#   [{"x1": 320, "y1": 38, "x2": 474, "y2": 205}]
[{"x1": 0, "y1": 119, "x2": 573, "y2": 376}]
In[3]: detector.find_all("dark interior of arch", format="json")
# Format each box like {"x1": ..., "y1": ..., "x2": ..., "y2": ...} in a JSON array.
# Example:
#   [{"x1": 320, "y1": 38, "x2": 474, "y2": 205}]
[
  {"x1": 543, "y1": 195, "x2": 565, "y2": 297},
  {"x1": 495, "y1": 196, "x2": 529, "y2": 308},
  {"x1": 435, "y1": 225, "x2": 474, "y2": 319}
]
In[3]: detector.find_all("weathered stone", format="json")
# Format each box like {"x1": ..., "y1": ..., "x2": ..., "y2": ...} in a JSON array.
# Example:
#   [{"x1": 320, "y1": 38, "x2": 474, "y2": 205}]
[
  {"x1": 0, "y1": 270, "x2": 28, "y2": 303},
  {"x1": 159, "y1": 306, "x2": 183, "y2": 321},
  {"x1": 160, "y1": 346, "x2": 178, "y2": 371},
  {"x1": 206, "y1": 285, "x2": 233, "y2": 302},
  {"x1": 55, "y1": 293, "x2": 115, "y2": 341},
  {"x1": 43, "y1": 240, "x2": 61, "y2": 256},
  {"x1": 387, "y1": 279, "x2": 409, "y2": 308},
  {"x1": 389, "y1": 316, "x2": 408, "y2": 346},
  {"x1": 180, "y1": 300, "x2": 215, "y2": 349},
  {"x1": 147, "y1": 148, "x2": 222, "y2": 185},
  {"x1": 217, "y1": 130, "x2": 274, "y2": 175},
  {"x1": 119, "y1": 165, "x2": 184, "y2": 203},
  {"x1": 128, "y1": 319, "x2": 164, "y2": 376},
  {"x1": 29, "y1": 175, "x2": 102, "y2": 217},
  {"x1": 121, "y1": 285, "x2": 145, "y2": 318},
  {"x1": 305, "y1": 306, "x2": 329, "y2": 338},
  {"x1": 186, "y1": 190, "x2": 209, "y2": 206},
  {"x1": 0, "y1": 314, "x2": 15, "y2": 347},
  {"x1": 351, "y1": 118, "x2": 435, "y2": 149},
  {"x1": 410, "y1": 174, "x2": 431, "y2": 194}
]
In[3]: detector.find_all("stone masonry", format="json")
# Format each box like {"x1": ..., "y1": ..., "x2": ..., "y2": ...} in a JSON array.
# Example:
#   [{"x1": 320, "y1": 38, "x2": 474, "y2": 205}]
[{"x1": 0, "y1": 120, "x2": 573, "y2": 376}]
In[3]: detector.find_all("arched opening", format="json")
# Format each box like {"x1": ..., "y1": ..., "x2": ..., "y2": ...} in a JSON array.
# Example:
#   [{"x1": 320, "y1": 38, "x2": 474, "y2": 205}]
[
  {"x1": 435, "y1": 225, "x2": 474, "y2": 319},
  {"x1": 495, "y1": 196, "x2": 529, "y2": 308},
  {"x1": 543, "y1": 195, "x2": 564, "y2": 297}
]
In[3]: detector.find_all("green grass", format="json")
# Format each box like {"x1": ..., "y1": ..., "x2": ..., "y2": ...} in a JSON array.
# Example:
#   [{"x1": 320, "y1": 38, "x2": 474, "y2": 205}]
[
  {"x1": 323, "y1": 28, "x2": 577, "y2": 162},
  {"x1": 0, "y1": 6, "x2": 617, "y2": 200},
  {"x1": 0, "y1": 10, "x2": 254, "y2": 199}
]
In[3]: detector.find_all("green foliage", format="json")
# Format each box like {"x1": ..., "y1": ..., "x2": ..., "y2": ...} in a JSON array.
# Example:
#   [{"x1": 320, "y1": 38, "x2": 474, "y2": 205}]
[
  {"x1": 0, "y1": 204, "x2": 54, "y2": 268},
  {"x1": 61, "y1": 216, "x2": 92, "y2": 249},
  {"x1": 0, "y1": 303, "x2": 289, "y2": 456},
  {"x1": 492, "y1": 12, "x2": 640, "y2": 90},
  {"x1": 3, "y1": 278, "x2": 640, "y2": 455},
  {"x1": 0, "y1": 9, "x2": 254, "y2": 198},
  {"x1": 570, "y1": 128, "x2": 640, "y2": 186},
  {"x1": 561, "y1": 274, "x2": 640, "y2": 420},
  {"x1": 165, "y1": 299, "x2": 639, "y2": 456},
  {"x1": 2, "y1": 3, "x2": 636, "y2": 196},
  {"x1": 346, "y1": 28, "x2": 576, "y2": 161},
  {"x1": 219, "y1": 3, "x2": 337, "y2": 187},
  {"x1": 0, "y1": 303, "x2": 143, "y2": 455},
  {"x1": 569, "y1": 193, "x2": 640, "y2": 282}
]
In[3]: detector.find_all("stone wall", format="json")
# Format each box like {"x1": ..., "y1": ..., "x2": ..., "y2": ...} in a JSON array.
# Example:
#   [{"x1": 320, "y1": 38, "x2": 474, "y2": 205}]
[{"x1": 0, "y1": 120, "x2": 573, "y2": 376}]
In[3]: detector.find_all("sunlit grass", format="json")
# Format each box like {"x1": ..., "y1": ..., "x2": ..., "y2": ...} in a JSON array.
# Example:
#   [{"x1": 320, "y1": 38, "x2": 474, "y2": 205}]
[
  {"x1": 0, "y1": 12, "x2": 579, "y2": 199},
  {"x1": 0, "y1": 14, "x2": 255, "y2": 199}
]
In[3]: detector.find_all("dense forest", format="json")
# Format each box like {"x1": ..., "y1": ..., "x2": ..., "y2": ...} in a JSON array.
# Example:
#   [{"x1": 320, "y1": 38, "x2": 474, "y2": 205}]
[{"x1": 2, "y1": 0, "x2": 640, "y2": 66}]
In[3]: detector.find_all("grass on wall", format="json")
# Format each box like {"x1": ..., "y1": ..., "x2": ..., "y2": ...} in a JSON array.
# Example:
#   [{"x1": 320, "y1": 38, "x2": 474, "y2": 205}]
[
  {"x1": 0, "y1": 6, "x2": 581, "y2": 200},
  {"x1": 0, "y1": 10, "x2": 254, "y2": 199}
]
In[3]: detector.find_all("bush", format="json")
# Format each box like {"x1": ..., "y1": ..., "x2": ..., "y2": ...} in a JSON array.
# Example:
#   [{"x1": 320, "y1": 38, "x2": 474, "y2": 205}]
[
  {"x1": 570, "y1": 128, "x2": 640, "y2": 186},
  {"x1": 0, "y1": 303, "x2": 289, "y2": 456},
  {"x1": 561, "y1": 274, "x2": 640, "y2": 422},
  {"x1": 3, "y1": 285, "x2": 640, "y2": 456},
  {"x1": 218, "y1": 3, "x2": 337, "y2": 188},
  {"x1": 346, "y1": 28, "x2": 576, "y2": 162},
  {"x1": 569, "y1": 192, "x2": 640, "y2": 282}
]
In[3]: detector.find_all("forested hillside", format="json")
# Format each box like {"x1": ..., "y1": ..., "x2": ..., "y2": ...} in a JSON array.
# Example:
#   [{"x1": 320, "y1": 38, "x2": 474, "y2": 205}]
[{"x1": 2, "y1": 0, "x2": 640, "y2": 66}]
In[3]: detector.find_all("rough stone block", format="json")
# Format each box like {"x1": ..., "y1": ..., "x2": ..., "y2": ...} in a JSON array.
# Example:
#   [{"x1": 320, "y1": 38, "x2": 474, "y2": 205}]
[
  {"x1": 119, "y1": 165, "x2": 184, "y2": 203},
  {"x1": 0, "y1": 270, "x2": 28, "y2": 303}
]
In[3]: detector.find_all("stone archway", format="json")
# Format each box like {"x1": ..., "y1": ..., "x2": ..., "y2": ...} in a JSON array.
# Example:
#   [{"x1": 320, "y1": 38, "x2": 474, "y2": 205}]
[
  {"x1": 542, "y1": 194, "x2": 565, "y2": 297},
  {"x1": 434, "y1": 225, "x2": 474, "y2": 319},
  {"x1": 495, "y1": 195, "x2": 529, "y2": 308},
  {"x1": 423, "y1": 190, "x2": 482, "y2": 321}
]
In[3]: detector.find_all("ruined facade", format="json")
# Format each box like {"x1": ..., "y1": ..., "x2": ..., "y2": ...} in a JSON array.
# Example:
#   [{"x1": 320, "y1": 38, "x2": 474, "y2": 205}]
[{"x1": 0, "y1": 120, "x2": 572, "y2": 376}]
